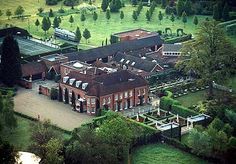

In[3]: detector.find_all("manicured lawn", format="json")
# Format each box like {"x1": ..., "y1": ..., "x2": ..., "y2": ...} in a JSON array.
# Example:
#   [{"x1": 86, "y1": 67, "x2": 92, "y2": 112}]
[
  {"x1": 176, "y1": 90, "x2": 206, "y2": 108},
  {"x1": 131, "y1": 143, "x2": 208, "y2": 164},
  {"x1": 0, "y1": 115, "x2": 71, "y2": 151},
  {"x1": 0, "y1": 0, "x2": 210, "y2": 47}
]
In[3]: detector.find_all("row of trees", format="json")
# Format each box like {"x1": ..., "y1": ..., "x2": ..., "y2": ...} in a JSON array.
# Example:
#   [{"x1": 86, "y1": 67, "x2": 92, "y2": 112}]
[
  {"x1": 101, "y1": 0, "x2": 123, "y2": 12},
  {"x1": 0, "y1": 5, "x2": 25, "y2": 20}
]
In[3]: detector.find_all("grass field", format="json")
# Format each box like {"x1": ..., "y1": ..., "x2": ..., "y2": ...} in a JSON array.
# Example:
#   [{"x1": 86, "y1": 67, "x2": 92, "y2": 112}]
[
  {"x1": 176, "y1": 90, "x2": 206, "y2": 108},
  {"x1": 131, "y1": 143, "x2": 208, "y2": 164},
  {"x1": 0, "y1": 115, "x2": 71, "y2": 151},
  {"x1": 0, "y1": 0, "x2": 210, "y2": 47}
]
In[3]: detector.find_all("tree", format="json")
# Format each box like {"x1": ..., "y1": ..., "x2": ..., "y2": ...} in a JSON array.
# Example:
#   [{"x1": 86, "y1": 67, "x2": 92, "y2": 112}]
[
  {"x1": 93, "y1": 12, "x2": 98, "y2": 23},
  {"x1": 6, "y1": 9, "x2": 12, "y2": 20},
  {"x1": 213, "y1": 4, "x2": 220, "y2": 21},
  {"x1": 106, "y1": 9, "x2": 111, "y2": 22},
  {"x1": 184, "y1": 0, "x2": 192, "y2": 15},
  {"x1": 161, "y1": 0, "x2": 167, "y2": 9},
  {"x1": 158, "y1": 11, "x2": 163, "y2": 25},
  {"x1": 49, "y1": 8, "x2": 54, "y2": 17},
  {"x1": 75, "y1": 27, "x2": 82, "y2": 43},
  {"x1": 222, "y1": 3, "x2": 230, "y2": 21},
  {"x1": 42, "y1": 17, "x2": 50, "y2": 35},
  {"x1": 43, "y1": 138, "x2": 64, "y2": 164},
  {"x1": 38, "y1": 7, "x2": 44, "y2": 14},
  {"x1": 65, "y1": 126, "x2": 118, "y2": 164},
  {"x1": 0, "y1": 35, "x2": 22, "y2": 87},
  {"x1": 14, "y1": 5, "x2": 24, "y2": 18},
  {"x1": 182, "y1": 11, "x2": 187, "y2": 28},
  {"x1": 136, "y1": 2, "x2": 143, "y2": 16},
  {"x1": 193, "y1": 16, "x2": 198, "y2": 26},
  {"x1": 176, "y1": 0, "x2": 184, "y2": 16},
  {"x1": 97, "y1": 116, "x2": 133, "y2": 162},
  {"x1": 176, "y1": 21, "x2": 236, "y2": 99},
  {"x1": 80, "y1": 13, "x2": 86, "y2": 25},
  {"x1": 53, "y1": 17, "x2": 59, "y2": 28},
  {"x1": 35, "y1": 19, "x2": 40, "y2": 30},
  {"x1": 110, "y1": 0, "x2": 122, "y2": 13},
  {"x1": 83, "y1": 28, "x2": 91, "y2": 43},
  {"x1": 29, "y1": 120, "x2": 61, "y2": 159},
  {"x1": 131, "y1": 0, "x2": 138, "y2": 6},
  {"x1": 132, "y1": 10, "x2": 138, "y2": 22},
  {"x1": 101, "y1": 0, "x2": 109, "y2": 12},
  {"x1": 146, "y1": 10, "x2": 151, "y2": 22},
  {"x1": 69, "y1": 15, "x2": 74, "y2": 27},
  {"x1": 170, "y1": 13, "x2": 175, "y2": 25},
  {"x1": 120, "y1": 10, "x2": 124, "y2": 23},
  {"x1": 0, "y1": 140, "x2": 18, "y2": 164}
]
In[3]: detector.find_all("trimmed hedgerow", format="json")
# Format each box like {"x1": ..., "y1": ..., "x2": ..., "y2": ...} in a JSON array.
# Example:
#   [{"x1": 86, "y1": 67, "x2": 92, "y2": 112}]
[{"x1": 172, "y1": 104, "x2": 198, "y2": 118}]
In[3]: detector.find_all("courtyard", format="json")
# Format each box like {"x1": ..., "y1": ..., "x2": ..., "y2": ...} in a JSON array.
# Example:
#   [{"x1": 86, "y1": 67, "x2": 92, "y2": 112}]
[{"x1": 14, "y1": 80, "x2": 94, "y2": 131}]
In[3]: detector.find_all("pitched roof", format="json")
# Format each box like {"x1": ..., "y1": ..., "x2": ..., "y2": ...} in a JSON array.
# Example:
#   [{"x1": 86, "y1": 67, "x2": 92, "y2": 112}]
[
  {"x1": 162, "y1": 44, "x2": 182, "y2": 52},
  {"x1": 62, "y1": 70, "x2": 148, "y2": 97},
  {"x1": 63, "y1": 35, "x2": 163, "y2": 62},
  {"x1": 21, "y1": 62, "x2": 47, "y2": 77},
  {"x1": 113, "y1": 52, "x2": 158, "y2": 72}
]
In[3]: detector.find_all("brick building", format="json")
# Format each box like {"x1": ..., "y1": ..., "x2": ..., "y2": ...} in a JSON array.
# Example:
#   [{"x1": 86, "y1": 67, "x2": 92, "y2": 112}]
[{"x1": 59, "y1": 69, "x2": 148, "y2": 115}]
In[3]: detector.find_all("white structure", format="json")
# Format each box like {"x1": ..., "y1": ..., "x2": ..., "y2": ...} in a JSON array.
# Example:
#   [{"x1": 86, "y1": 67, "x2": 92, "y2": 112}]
[
  {"x1": 16, "y1": 151, "x2": 41, "y2": 164},
  {"x1": 162, "y1": 44, "x2": 182, "y2": 56}
]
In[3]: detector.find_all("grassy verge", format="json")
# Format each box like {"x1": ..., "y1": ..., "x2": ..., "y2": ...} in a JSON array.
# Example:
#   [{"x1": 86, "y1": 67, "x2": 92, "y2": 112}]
[
  {"x1": 131, "y1": 143, "x2": 208, "y2": 164},
  {"x1": 0, "y1": 115, "x2": 71, "y2": 151}
]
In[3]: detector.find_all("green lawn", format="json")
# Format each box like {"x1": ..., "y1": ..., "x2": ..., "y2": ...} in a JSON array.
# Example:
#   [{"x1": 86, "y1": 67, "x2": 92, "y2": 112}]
[
  {"x1": 225, "y1": 76, "x2": 236, "y2": 92},
  {"x1": 131, "y1": 143, "x2": 208, "y2": 164},
  {"x1": 176, "y1": 90, "x2": 206, "y2": 108},
  {"x1": 0, "y1": 0, "x2": 209, "y2": 47},
  {"x1": 0, "y1": 115, "x2": 71, "y2": 151}
]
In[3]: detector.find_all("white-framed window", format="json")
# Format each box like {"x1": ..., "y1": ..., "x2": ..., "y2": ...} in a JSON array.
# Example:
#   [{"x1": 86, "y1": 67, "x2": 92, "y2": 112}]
[
  {"x1": 120, "y1": 102, "x2": 123, "y2": 110},
  {"x1": 138, "y1": 90, "x2": 141, "y2": 96},
  {"x1": 130, "y1": 99, "x2": 133, "y2": 108},
  {"x1": 120, "y1": 93, "x2": 123, "y2": 99},
  {"x1": 87, "y1": 98, "x2": 90, "y2": 104},
  {"x1": 125, "y1": 92, "x2": 128, "y2": 98},
  {"x1": 103, "y1": 98, "x2": 106, "y2": 105},
  {"x1": 115, "y1": 94, "x2": 118, "y2": 101},
  {"x1": 129, "y1": 90, "x2": 133, "y2": 97},
  {"x1": 143, "y1": 88, "x2": 146, "y2": 95},
  {"x1": 91, "y1": 98, "x2": 95, "y2": 104},
  {"x1": 125, "y1": 100, "x2": 128, "y2": 109},
  {"x1": 107, "y1": 97, "x2": 111, "y2": 104},
  {"x1": 143, "y1": 99, "x2": 145, "y2": 103}
]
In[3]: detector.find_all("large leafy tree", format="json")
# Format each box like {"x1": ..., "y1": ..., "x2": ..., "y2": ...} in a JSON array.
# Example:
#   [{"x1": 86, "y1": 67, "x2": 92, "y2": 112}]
[
  {"x1": 97, "y1": 116, "x2": 133, "y2": 162},
  {"x1": 1, "y1": 35, "x2": 22, "y2": 87},
  {"x1": 177, "y1": 21, "x2": 236, "y2": 99}
]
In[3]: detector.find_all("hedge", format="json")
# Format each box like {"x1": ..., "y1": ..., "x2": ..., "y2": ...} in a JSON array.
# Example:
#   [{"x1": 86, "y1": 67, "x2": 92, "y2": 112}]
[
  {"x1": 165, "y1": 90, "x2": 173, "y2": 98},
  {"x1": 160, "y1": 96, "x2": 181, "y2": 111},
  {"x1": 172, "y1": 104, "x2": 198, "y2": 118},
  {"x1": 164, "y1": 34, "x2": 192, "y2": 44}
]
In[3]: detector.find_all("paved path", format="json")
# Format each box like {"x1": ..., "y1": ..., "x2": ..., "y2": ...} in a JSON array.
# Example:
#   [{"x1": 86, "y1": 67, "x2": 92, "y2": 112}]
[{"x1": 14, "y1": 85, "x2": 93, "y2": 131}]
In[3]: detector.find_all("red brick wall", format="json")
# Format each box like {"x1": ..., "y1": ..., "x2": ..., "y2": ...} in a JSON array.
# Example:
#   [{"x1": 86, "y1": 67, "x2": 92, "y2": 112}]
[{"x1": 39, "y1": 85, "x2": 50, "y2": 96}]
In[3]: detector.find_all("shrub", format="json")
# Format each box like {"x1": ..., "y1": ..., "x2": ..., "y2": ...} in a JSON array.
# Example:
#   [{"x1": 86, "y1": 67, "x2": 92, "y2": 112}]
[
  {"x1": 164, "y1": 34, "x2": 192, "y2": 44},
  {"x1": 50, "y1": 88, "x2": 58, "y2": 100},
  {"x1": 226, "y1": 23, "x2": 236, "y2": 35},
  {"x1": 172, "y1": 104, "x2": 198, "y2": 118},
  {"x1": 160, "y1": 96, "x2": 180, "y2": 111}
]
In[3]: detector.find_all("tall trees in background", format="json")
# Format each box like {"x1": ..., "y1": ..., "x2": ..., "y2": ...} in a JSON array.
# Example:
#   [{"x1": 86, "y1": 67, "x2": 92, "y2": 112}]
[
  {"x1": 42, "y1": 17, "x2": 51, "y2": 35},
  {"x1": 35, "y1": 19, "x2": 40, "y2": 30},
  {"x1": 69, "y1": 15, "x2": 74, "y2": 27},
  {"x1": 177, "y1": 21, "x2": 236, "y2": 99},
  {"x1": 83, "y1": 28, "x2": 91, "y2": 43},
  {"x1": 1, "y1": 36, "x2": 22, "y2": 87},
  {"x1": 101, "y1": 0, "x2": 109, "y2": 12},
  {"x1": 120, "y1": 10, "x2": 124, "y2": 23},
  {"x1": 14, "y1": 5, "x2": 24, "y2": 18}
]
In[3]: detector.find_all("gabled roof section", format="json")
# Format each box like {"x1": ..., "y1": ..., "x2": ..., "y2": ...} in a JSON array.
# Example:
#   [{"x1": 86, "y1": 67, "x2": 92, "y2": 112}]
[
  {"x1": 113, "y1": 52, "x2": 158, "y2": 72},
  {"x1": 63, "y1": 35, "x2": 163, "y2": 62}
]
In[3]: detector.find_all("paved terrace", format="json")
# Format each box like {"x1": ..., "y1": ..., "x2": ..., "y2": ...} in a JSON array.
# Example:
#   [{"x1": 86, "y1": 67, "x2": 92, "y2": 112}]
[{"x1": 14, "y1": 80, "x2": 93, "y2": 131}]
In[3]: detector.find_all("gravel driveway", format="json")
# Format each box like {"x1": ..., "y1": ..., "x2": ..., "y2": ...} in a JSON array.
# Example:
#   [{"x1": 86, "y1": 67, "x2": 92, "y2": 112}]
[{"x1": 14, "y1": 81, "x2": 94, "y2": 131}]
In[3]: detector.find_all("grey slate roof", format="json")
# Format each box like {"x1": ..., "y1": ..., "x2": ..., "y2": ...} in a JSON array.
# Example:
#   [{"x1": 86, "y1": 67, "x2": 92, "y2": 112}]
[
  {"x1": 162, "y1": 44, "x2": 182, "y2": 52},
  {"x1": 113, "y1": 52, "x2": 158, "y2": 72},
  {"x1": 63, "y1": 35, "x2": 163, "y2": 62}
]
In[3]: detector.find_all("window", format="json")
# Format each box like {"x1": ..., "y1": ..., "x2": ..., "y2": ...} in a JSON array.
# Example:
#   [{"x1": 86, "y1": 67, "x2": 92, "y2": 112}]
[
  {"x1": 130, "y1": 99, "x2": 133, "y2": 108},
  {"x1": 129, "y1": 91, "x2": 133, "y2": 97},
  {"x1": 120, "y1": 93, "x2": 123, "y2": 99},
  {"x1": 103, "y1": 98, "x2": 106, "y2": 105},
  {"x1": 125, "y1": 92, "x2": 128, "y2": 98},
  {"x1": 138, "y1": 90, "x2": 141, "y2": 96},
  {"x1": 143, "y1": 88, "x2": 145, "y2": 95},
  {"x1": 91, "y1": 98, "x2": 95, "y2": 104},
  {"x1": 107, "y1": 97, "x2": 111, "y2": 104},
  {"x1": 87, "y1": 98, "x2": 90, "y2": 104},
  {"x1": 115, "y1": 94, "x2": 118, "y2": 101}
]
